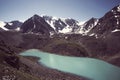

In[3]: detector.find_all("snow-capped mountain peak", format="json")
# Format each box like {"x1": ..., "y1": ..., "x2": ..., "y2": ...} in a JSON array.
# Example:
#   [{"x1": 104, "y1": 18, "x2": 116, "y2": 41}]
[
  {"x1": 8, "y1": 22, "x2": 13, "y2": 26},
  {"x1": 77, "y1": 18, "x2": 99, "y2": 35},
  {"x1": 88, "y1": 4, "x2": 120, "y2": 37},
  {"x1": 0, "y1": 20, "x2": 22, "y2": 31},
  {"x1": 0, "y1": 15, "x2": 99, "y2": 36},
  {"x1": 21, "y1": 14, "x2": 55, "y2": 36},
  {"x1": 42, "y1": 15, "x2": 88, "y2": 34},
  {"x1": 0, "y1": 21, "x2": 8, "y2": 31}
]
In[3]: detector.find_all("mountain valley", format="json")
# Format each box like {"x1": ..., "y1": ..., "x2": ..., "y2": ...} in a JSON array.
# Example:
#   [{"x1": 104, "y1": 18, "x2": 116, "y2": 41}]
[{"x1": 0, "y1": 4, "x2": 120, "y2": 80}]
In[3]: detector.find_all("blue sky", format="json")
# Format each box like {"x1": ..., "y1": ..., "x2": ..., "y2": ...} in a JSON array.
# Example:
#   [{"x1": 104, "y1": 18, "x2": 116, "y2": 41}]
[{"x1": 0, "y1": 0, "x2": 120, "y2": 22}]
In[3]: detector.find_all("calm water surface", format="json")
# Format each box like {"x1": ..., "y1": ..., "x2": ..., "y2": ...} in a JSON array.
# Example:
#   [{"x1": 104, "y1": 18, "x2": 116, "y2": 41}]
[{"x1": 20, "y1": 49, "x2": 120, "y2": 80}]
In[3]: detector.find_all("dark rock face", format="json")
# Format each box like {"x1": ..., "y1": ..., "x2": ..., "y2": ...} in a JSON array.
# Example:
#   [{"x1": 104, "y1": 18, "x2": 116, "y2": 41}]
[
  {"x1": 43, "y1": 15, "x2": 66, "y2": 32},
  {"x1": 4, "y1": 20, "x2": 22, "y2": 30},
  {"x1": 43, "y1": 15, "x2": 80, "y2": 33},
  {"x1": 84, "y1": 18, "x2": 98, "y2": 31},
  {"x1": 65, "y1": 19, "x2": 80, "y2": 32},
  {"x1": 65, "y1": 19, "x2": 78, "y2": 26},
  {"x1": 54, "y1": 19, "x2": 67, "y2": 32},
  {"x1": 83, "y1": 5, "x2": 120, "y2": 56},
  {"x1": 89, "y1": 5, "x2": 120, "y2": 36},
  {"x1": 4, "y1": 55, "x2": 20, "y2": 69},
  {"x1": 21, "y1": 15, "x2": 55, "y2": 36}
]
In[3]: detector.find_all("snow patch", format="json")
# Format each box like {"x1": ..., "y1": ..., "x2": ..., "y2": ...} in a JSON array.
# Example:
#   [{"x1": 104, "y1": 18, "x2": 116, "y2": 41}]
[
  {"x1": 94, "y1": 19, "x2": 99, "y2": 25},
  {"x1": 60, "y1": 18, "x2": 66, "y2": 22},
  {"x1": 49, "y1": 31, "x2": 54, "y2": 36},
  {"x1": 65, "y1": 36, "x2": 68, "y2": 39},
  {"x1": 0, "y1": 21, "x2": 9, "y2": 31},
  {"x1": 15, "y1": 27, "x2": 20, "y2": 31},
  {"x1": 32, "y1": 16, "x2": 36, "y2": 29},
  {"x1": 33, "y1": 22, "x2": 36, "y2": 28},
  {"x1": 89, "y1": 33, "x2": 98, "y2": 38},
  {"x1": 117, "y1": 19, "x2": 119, "y2": 25},
  {"x1": 77, "y1": 24, "x2": 86, "y2": 34},
  {"x1": 81, "y1": 19, "x2": 99, "y2": 34},
  {"x1": 59, "y1": 25, "x2": 72, "y2": 33},
  {"x1": 95, "y1": 34, "x2": 98, "y2": 38},
  {"x1": 46, "y1": 19, "x2": 56, "y2": 30},
  {"x1": 111, "y1": 10, "x2": 114, "y2": 12},
  {"x1": 52, "y1": 17, "x2": 59, "y2": 20},
  {"x1": 112, "y1": 29, "x2": 120, "y2": 32},
  {"x1": 89, "y1": 33, "x2": 95, "y2": 36},
  {"x1": 59, "y1": 22, "x2": 62, "y2": 25},
  {"x1": 117, "y1": 5, "x2": 120, "y2": 12},
  {"x1": 40, "y1": 14, "x2": 47, "y2": 17},
  {"x1": 115, "y1": 15, "x2": 118, "y2": 18},
  {"x1": 0, "y1": 21, "x2": 6, "y2": 27},
  {"x1": 78, "y1": 21, "x2": 86, "y2": 25},
  {"x1": 8, "y1": 23, "x2": 13, "y2": 26}
]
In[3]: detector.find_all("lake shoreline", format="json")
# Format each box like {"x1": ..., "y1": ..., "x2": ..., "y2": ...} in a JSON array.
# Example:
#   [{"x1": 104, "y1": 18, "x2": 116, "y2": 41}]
[
  {"x1": 20, "y1": 55, "x2": 88, "y2": 80},
  {"x1": 20, "y1": 49, "x2": 120, "y2": 80}
]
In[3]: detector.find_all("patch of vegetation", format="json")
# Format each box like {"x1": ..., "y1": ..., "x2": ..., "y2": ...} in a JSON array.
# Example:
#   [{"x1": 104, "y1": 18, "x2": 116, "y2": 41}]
[{"x1": 42, "y1": 38, "x2": 89, "y2": 57}]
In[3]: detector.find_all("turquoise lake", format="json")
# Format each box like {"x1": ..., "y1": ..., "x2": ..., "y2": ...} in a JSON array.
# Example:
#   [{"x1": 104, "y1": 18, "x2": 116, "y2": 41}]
[{"x1": 20, "y1": 49, "x2": 120, "y2": 80}]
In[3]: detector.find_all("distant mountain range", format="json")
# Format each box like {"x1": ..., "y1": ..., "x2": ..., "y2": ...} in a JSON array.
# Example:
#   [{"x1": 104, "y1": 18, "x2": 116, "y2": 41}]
[
  {"x1": 0, "y1": 14, "x2": 98, "y2": 35},
  {"x1": 0, "y1": 20, "x2": 22, "y2": 31},
  {"x1": 0, "y1": 5, "x2": 120, "y2": 38},
  {"x1": 0, "y1": 16, "x2": 99, "y2": 35}
]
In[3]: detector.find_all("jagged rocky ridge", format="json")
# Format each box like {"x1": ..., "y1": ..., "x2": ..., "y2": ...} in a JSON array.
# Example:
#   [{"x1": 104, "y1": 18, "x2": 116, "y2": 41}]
[
  {"x1": 0, "y1": 15, "x2": 99, "y2": 35},
  {"x1": 89, "y1": 5, "x2": 120, "y2": 37},
  {"x1": 0, "y1": 5, "x2": 120, "y2": 37}
]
